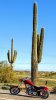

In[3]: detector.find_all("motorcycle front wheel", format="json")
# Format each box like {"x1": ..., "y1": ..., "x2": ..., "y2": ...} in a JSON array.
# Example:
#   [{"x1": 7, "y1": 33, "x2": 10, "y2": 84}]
[
  {"x1": 40, "y1": 89, "x2": 49, "y2": 99},
  {"x1": 10, "y1": 86, "x2": 20, "y2": 95}
]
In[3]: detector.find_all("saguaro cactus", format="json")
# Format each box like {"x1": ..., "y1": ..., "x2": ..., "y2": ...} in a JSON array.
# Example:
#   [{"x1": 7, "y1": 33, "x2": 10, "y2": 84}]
[
  {"x1": 31, "y1": 2, "x2": 44, "y2": 85},
  {"x1": 7, "y1": 38, "x2": 17, "y2": 70},
  {"x1": 31, "y1": 2, "x2": 37, "y2": 85}
]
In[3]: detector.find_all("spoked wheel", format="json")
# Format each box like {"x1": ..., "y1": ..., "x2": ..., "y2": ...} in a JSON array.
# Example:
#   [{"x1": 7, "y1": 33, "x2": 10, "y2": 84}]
[
  {"x1": 40, "y1": 89, "x2": 49, "y2": 99},
  {"x1": 10, "y1": 86, "x2": 20, "y2": 95}
]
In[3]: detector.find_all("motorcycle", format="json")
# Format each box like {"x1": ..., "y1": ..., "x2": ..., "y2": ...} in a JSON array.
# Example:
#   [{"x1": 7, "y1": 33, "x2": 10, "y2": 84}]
[{"x1": 10, "y1": 78, "x2": 49, "y2": 99}]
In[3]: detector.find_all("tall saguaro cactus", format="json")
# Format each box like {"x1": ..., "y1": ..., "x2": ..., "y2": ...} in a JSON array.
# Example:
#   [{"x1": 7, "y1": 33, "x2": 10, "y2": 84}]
[
  {"x1": 7, "y1": 38, "x2": 17, "y2": 70},
  {"x1": 31, "y1": 2, "x2": 44, "y2": 85}
]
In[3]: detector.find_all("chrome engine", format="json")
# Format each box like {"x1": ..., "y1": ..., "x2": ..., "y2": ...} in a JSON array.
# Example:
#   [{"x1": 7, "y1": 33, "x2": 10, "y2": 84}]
[{"x1": 26, "y1": 86, "x2": 37, "y2": 95}]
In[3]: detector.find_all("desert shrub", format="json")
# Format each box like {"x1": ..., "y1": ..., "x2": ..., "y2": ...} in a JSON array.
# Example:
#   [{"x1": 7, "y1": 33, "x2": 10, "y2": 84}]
[
  {"x1": 52, "y1": 87, "x2": 56, "y2": 93},
  {"x1": 0, "y1": 63, "x2": 19, "y2": 84},
  {"x1": 2, "y1": 86, "x2": 10, "y2": 90},
  {"x1": 0, "y1": 66, "x2": 13, "y2": 83}
]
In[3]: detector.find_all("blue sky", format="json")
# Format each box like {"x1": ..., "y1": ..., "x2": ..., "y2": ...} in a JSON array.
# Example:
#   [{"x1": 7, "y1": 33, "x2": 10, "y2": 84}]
[{"x1": 0, "y1": 0, "x2": 56, "y2": 71}]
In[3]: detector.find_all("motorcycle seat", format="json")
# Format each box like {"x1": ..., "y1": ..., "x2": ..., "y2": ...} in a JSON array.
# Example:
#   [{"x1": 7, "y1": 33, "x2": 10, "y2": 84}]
[{"x1": 34, "y1": 86, "x2": 44, "y2": 90}]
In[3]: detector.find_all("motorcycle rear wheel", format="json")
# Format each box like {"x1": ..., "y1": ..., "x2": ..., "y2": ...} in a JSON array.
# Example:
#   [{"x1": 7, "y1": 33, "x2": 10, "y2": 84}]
[{"x1": 40, "y1": 89, "x2": 49, "y2": 99}]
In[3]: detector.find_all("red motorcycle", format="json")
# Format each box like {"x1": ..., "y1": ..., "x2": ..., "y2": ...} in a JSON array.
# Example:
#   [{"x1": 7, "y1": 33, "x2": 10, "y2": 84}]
[{"x1": 10, "y1": 78, "x2": 49, "y2": 99}]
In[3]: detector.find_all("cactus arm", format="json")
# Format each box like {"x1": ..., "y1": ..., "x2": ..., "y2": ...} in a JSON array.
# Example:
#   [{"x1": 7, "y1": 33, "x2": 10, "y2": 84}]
[
  {"x1": 37, "y1": 34, "x2": 40, "y2": 63},
  {"x1": 38, "y1": 28, "x2": 44, "y2": 63},
  {"x1": 11, "y1": 38, "x2": 14, "y2": 63},
  {"x1": 13, "y1": 50, "x2": 17, "y2": 62},
  {"x1": 7, "y1": 50, "x2": 11, "y2": 63},
  {"x1": 40, "y1": 28, "x2": 44, "y2": 43}
]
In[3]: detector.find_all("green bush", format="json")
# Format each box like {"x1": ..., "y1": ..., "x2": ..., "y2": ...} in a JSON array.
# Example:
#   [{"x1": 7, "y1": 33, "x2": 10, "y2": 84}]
[
  {"x1": 0, "y1": 65, "x2": 19, "y2": 84},
  {"x1": 2, "y1": 86, "x2": 10, "y2": 90},
  {"x1": 52, "y1": 87, "x2": 56, "y2": 93}
]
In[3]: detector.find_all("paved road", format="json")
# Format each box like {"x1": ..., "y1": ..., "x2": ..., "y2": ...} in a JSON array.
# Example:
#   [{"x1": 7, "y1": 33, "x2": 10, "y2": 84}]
[{"x1": 0, "y1": 89, "x2": 56, "y2": 100}]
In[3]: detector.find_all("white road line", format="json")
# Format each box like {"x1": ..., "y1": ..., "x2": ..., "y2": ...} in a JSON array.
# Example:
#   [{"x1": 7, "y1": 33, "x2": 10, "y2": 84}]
[{"x1": 0, "y1": 98, "x2": 14, "y2": 100}]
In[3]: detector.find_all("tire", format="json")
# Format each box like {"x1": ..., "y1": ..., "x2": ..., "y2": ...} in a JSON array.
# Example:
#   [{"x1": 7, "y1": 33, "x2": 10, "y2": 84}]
[
  {"x1": 40, "y1": 89, "x2": 49, "y2": 99},
  {"x1": 10, "y1": 86, "x2": 20, "y2": 95}
]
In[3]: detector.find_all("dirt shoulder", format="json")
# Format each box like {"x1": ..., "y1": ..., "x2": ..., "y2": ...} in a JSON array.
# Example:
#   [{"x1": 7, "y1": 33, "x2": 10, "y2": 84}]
[{"x1": 0, "y1": 89, "x2": 56, "y2": 100}]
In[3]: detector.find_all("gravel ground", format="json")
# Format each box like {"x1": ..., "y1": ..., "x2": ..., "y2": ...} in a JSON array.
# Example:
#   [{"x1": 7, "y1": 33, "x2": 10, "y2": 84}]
[{"x1": 0, "y1": 89, "x2": 56, "y2": 100}]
